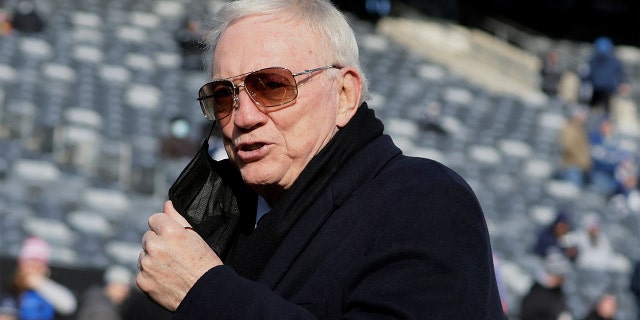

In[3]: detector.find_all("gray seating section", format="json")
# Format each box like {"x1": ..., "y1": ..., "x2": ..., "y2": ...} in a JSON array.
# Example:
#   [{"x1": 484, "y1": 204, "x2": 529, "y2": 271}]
[{"x1": 0, "y1": 0, "x2": 639, "y2": 318}]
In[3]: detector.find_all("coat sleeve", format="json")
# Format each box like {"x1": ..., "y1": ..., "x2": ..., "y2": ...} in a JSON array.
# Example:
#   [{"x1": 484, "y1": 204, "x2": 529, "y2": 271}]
[{"x1": 174, "y1": 266, "x2": 317, "y2": 320}]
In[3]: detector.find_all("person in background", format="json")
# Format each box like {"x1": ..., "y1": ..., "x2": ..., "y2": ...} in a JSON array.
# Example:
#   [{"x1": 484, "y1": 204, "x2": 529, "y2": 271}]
[
  {"x1": 75, "y1": 265, "x2": 133, "y2": 320},
  {"x1": 519, "y1": 251, "x2": 573, "y2": 320},
  {"x1": 0, "y1": 296, "x2": 17, "y2": 320},
  {"x1": 588, "y1": 116, "x2": 628, "y2": 196},
  {"x1": 608, "y1": 155, "x2": 640, "y2": 214},
  {"x1": 573, "y1": 213, "x2": 618, "y2": 271},
  {"x1": 174, "y1": 15, "x2": 206, "y2": 70},
  {"x1": 8, "y1": 0, "x2": 43, "y2": 33},
  {"x1": 582, "y1": 293, "x2": 618, "y2": 320},
  {"x1": 583, "y1": 36, "x2": 631, "y2": 115},
  {"x1": 558, "y1": 105, "x2": 592, "y2": 188},
  {"x1": 334, "y1": 0, "x2": 391, "y2": 25},
  {"x1": 0, "y1": 5, "x2": 13, "y2": 35},
  {"x1": 363, "y1": 0, "x2": 391, "y2": 24},
  {"x1": 612, "y1": 155, "x2": 639, "y2": 196},
  {"x1": 136, "y1": 0, "x2": 504, "y2": 318},
  {"x1": 417, "y1": 101, "x2": 447, "y2": 135},
  {"x1": 10, "y1": 236, "x2": 77, "y2": 320},
  {"x1": 533, "y1": 210, "x2": 579, "y2": 262},
  {"x1": 540, "y1": 50, "x2": 564, "y2": 97}
]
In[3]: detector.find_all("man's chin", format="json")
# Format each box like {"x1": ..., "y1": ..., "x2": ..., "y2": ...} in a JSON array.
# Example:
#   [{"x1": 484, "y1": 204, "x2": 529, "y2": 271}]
[{"x1": 239, "y1": 164, "x2": 277, "y2": 186}]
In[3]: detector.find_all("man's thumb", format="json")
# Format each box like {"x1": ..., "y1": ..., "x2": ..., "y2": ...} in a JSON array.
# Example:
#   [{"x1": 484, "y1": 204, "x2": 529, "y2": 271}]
[{"x1": 164, "y1": 200, "x2": 192, "y2": 228}]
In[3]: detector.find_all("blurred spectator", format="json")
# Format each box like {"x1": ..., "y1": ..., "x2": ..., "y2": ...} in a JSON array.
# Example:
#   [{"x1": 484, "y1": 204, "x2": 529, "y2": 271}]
[
  {"x1": 416, "y1": 101, "x2": 447, "y2": 135},
  {"x1": 364, "y1": 0, "x2": 391, "y2": 24},
  {"x1": 577, "y1": 62, "x2": 594, "y2": 105},
  {"x1": 558, "y1": 105, "x2": 592, "y2": 188},
  {"x1": 582, "y1": 36, "x2": 630, "y2": 115},
  {"x1": 10, "y1": 237, "x2": 77, "y2": 320},
  {"x1": 582, "y1": 293, "x2": 618, "y2": 320},
  {"x1": 75, "y1": 265, "x2": 133, "y2": 320},
  {"x1": 533, "y1": 210, "x2": 579, "y2": 262},
  {"x1": 573, "y1": 213, "x2": 621, "y2": 271},
  {"x1": 519, "y1": 251, "x2": 573, "y2": 320},
  {"x1": 608, "y1": 155, "x2": 640, "y2": 215},
  {"x1": 588, "y1": 116, "x2": 628, "y2": 196},
  {"x1": 0, "y1": 6, "x2": 12, "y2": 35},
  {"x1": 540, "y1": 50, "x2": 564, "y2": 97},
  {"x1": 631, "y1": 260, "x2": 640, "y2": 320},
  {"x1": 613, "y1": 156, "x2": 639, "y2": 196},
  {"x1": 0, "y1": 296, "x2": 17, "y2": 320},
  {"x1": 9, "y1": 0, "x2": 43, "y2": 33},
  {"x1": 334, "y1": 0, "x2": 391, "y2": 25},
  {"x1": 174, "y1": 16, "x2": 206, "y2": 70}
]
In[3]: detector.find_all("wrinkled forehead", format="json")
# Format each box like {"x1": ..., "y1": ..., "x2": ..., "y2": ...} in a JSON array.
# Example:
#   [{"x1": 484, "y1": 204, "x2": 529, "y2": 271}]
[{"x1": 212, "y1": 14, "x2": 329, "y2": 76}]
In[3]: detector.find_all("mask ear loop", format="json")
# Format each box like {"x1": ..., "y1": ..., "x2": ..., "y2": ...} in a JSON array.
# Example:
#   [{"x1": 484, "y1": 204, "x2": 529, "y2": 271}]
[{"x1": 202, "y1": 121, "x2": 217, "y2": 145}]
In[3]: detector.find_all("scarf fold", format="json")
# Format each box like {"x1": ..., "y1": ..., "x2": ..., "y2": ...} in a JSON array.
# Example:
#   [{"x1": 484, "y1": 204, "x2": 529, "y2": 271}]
[{"x1": 169, "y1": 103, "x2": 384, "y2": 280}]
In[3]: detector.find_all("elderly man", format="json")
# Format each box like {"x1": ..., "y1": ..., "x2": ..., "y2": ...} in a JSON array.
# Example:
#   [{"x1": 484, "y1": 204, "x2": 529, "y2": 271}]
[{"x1": 137, "y1": 0, "x2": 504, "y2": 318}]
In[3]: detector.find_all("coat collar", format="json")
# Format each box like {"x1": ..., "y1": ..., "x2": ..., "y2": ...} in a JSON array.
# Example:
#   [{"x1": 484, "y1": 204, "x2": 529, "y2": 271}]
[{"x1": 258, "y1": 134, "x2": 402, "y2": 289}]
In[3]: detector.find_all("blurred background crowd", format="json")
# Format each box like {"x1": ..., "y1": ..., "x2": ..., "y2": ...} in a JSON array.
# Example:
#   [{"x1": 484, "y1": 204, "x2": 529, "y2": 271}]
[{"x1": 0, "y1": 0, "x2": 639, "y2": 319}]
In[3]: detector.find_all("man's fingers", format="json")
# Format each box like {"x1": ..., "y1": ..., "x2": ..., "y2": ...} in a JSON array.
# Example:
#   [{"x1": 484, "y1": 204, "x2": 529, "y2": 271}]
[{"x1": 148, "y1": 211, "x2": 181, "y2": 233}]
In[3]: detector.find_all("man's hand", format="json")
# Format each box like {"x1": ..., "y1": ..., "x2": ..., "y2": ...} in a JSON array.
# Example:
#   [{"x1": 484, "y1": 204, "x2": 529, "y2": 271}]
[{"x1": 137, "y1": 200, "x2": 223, "y2": 311}]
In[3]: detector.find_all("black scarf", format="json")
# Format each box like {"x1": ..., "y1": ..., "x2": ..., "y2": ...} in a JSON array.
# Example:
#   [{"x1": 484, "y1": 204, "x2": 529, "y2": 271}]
[{"x1": 169, "y1": 103, "x2": 384, "y2": 280}]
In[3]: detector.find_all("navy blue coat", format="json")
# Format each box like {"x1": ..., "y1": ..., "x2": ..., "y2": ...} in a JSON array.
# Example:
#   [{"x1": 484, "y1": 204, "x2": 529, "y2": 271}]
[{"x1": 175, "y1": 134, "x2": 505, "y2": 319}]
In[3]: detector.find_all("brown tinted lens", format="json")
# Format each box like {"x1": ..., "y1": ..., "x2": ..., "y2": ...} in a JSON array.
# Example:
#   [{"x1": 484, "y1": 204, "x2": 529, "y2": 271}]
[
  {"x1": 245, "y1": 68, "x2": 297, "y2": 108},
  {"x1": 199, "y1": 80, "x2": 235, "y2": 120}
]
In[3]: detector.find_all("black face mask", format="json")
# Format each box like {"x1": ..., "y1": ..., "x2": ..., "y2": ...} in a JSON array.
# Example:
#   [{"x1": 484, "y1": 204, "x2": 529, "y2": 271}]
[{"x1": 167, "y1": 129, "x2": 257, "y2": 257}]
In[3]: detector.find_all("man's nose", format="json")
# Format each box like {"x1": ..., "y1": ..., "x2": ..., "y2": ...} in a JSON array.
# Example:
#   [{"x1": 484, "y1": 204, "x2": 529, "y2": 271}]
[{"x1": 233, "y1": 88, "x2": 267, "y2": 127}]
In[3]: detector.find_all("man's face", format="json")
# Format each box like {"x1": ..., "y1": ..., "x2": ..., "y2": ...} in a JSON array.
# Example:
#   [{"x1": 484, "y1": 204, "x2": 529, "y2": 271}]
[{"x1": 212, "y1": 15, "x2": 341, "y2": 201}]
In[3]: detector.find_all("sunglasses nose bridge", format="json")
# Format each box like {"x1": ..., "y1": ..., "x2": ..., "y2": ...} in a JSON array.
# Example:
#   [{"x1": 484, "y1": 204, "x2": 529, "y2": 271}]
[
  {"x1": 234, "y1": 83, "x2": 244, "y2": 108},
  {"x1": 232, "y1": 83, "x2": 264, "y2": 115},
  {"x1": 236, "y1": 82, "x2": 264, "y2": 107}
]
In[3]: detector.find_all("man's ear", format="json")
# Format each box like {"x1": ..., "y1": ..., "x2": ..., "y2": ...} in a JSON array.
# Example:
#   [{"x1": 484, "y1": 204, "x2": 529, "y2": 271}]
[{"x1": 336, "y1": 67, "x2": 362, "y2": 128}]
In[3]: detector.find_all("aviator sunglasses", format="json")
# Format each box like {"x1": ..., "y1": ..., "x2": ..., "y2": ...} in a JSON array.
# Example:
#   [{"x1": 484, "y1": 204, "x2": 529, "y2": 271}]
[{"x1": 197, "y1": 65, "x2": 340, "y2": 123}]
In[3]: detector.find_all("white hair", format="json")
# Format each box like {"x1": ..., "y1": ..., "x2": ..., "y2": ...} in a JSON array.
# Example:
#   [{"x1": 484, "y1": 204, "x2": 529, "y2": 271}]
[{"x1": 199, "y1": 0, "x2": 369, "y2": 103}]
